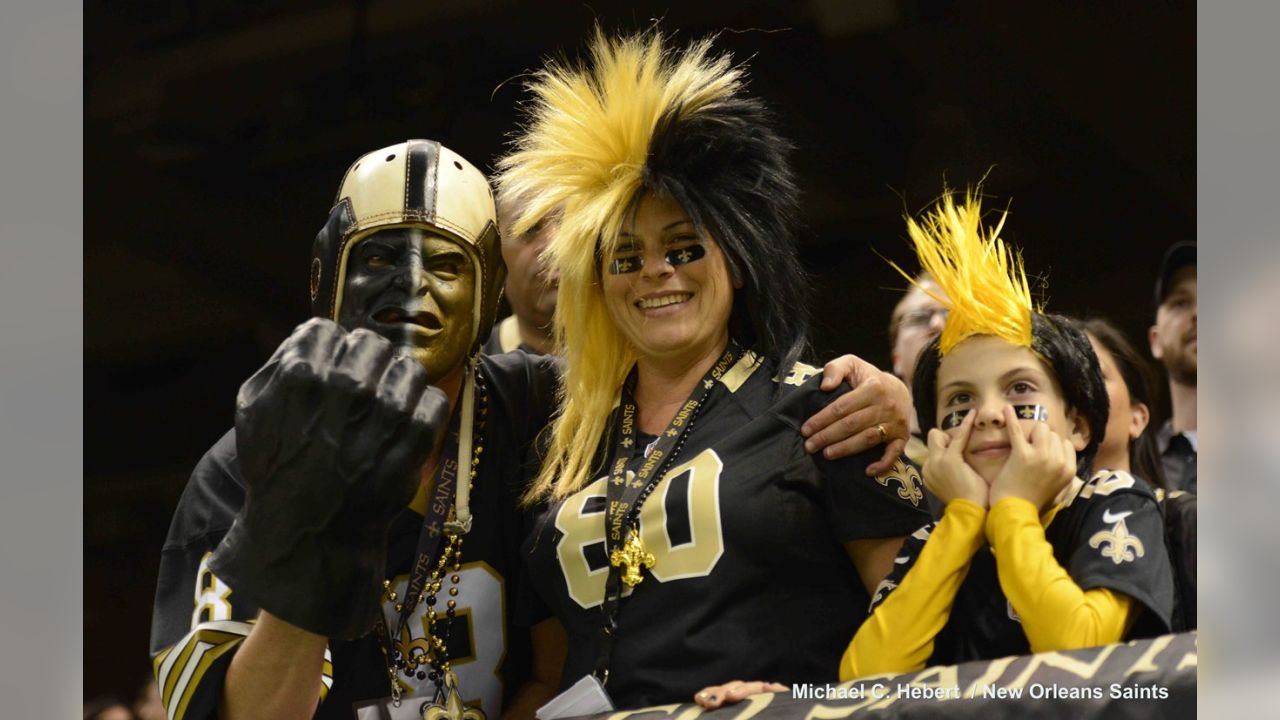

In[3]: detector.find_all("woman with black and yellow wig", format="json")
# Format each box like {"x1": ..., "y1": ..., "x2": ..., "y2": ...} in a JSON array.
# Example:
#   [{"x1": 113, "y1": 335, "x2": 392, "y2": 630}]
[{"x1": 497, "y1": 30, "x2": 930, "y2": 709}]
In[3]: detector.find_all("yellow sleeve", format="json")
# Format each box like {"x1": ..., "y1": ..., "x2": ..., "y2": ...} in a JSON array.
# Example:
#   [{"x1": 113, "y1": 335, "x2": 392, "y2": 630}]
[
  {"x1": 986, "y1": 498, "x2": 1135, "y2": 653},
  {"x1": 839, "y1": 499, "x2": 987, "y2": 681}
]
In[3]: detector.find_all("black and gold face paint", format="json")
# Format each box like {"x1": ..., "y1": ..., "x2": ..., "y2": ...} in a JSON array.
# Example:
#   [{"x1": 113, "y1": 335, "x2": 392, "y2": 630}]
[
  {"x1": 939, "y1": 404, "x2": 1048, "y2": 430},
  {"x1": 940, "y1": 409, "x2": 968, "y2": 430},
  {"x1": 1013, "y1": 404, "x2": 1048, "y2": 422},
  {"x1": 607, "y1": 243, "x2": 706, "y2": 275}
]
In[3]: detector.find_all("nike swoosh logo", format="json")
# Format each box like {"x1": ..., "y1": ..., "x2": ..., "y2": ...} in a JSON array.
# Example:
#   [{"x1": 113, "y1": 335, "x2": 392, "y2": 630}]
[{"x1": 1102, "y1": 509, "x2": 1132, "y2": 524}]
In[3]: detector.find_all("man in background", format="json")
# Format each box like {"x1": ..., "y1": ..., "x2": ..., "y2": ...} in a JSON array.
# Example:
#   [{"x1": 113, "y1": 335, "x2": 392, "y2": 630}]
[
  {"x1": 888, "y1": 273, "x2": 949, "y2": 465},
  {"x1": 484, "y1": 190, "x2": 558, "y2": 355},
  {"x1": 1149, "y1": 241, "x2": 1197, "y2": 493}
]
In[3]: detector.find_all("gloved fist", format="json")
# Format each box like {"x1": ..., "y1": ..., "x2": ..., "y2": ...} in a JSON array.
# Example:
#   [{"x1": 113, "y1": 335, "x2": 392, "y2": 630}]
[{"x1": 210, "y1": 318, "x2": 450, "y2": 639}]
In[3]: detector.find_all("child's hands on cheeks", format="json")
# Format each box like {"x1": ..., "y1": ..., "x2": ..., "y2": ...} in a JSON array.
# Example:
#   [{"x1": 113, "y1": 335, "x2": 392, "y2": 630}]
[
  {"x1": 989, "y1": 405, "x2": 1077, "y2": 511},
  {"x1": 923, "y1": 410, "x2": 989, "y2": 508}
]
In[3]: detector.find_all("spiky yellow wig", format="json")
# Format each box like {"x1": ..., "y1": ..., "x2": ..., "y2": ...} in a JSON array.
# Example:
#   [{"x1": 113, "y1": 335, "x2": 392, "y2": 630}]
[
  {"x1": 890, "y1": 189, "x2": 1037, "y2": 355},
  {"x1": 497, "y1": 30, "x2": 808, "y2": 501},
  {"x1": 897, "y1": 188, "x2": 1111, "y2": 468}
]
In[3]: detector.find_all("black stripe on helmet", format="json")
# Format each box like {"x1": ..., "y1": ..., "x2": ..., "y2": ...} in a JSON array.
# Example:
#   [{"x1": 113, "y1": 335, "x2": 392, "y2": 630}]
[{"x1": 406, "y1": 139, "x2": 439, "y2": 221}]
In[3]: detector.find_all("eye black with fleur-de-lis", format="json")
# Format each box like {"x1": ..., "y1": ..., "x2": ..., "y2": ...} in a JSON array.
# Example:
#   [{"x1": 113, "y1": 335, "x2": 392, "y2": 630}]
[{"x1": 607, "y1": 243, "x2": 706, "y2": 274}]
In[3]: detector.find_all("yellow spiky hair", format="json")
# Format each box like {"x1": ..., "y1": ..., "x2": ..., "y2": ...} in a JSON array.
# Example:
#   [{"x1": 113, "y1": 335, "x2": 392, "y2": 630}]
[
  {"x1": 496, "y1": 29, "x2": 748, "y2": 502},
  {"x1": 889, "y1": 188, "x2": 1038, "y2": 355}
]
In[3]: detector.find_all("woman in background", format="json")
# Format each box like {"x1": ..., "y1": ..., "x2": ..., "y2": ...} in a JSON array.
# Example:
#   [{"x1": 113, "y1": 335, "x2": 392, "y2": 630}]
[{"x1": 1080, "y1": 318, "x2": 1166, "y2": 489}]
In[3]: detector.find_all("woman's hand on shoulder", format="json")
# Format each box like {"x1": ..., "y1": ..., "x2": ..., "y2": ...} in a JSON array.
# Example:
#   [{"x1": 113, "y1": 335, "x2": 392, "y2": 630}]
[
  {"x1": 801, "y1": 354, "x2": 910, "y2": 475},
  {"x1": 693, "y1": 680, "x2": 789, "y2": 709}
]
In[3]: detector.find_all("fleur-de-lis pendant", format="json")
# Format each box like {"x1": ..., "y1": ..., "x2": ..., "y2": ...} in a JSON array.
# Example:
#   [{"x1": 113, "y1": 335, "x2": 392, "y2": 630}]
[{"x1": 420, "y1": 671, "x2": 486, "y2": 720}]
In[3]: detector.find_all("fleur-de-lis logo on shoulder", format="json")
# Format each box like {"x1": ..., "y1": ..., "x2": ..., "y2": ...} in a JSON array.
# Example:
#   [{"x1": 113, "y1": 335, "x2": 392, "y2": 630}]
[
  {"x1": 1088, "y1": 510, "x2": 1146, "y2": 565},
  {"x1": 874, "y1": 460, "x2": 924, "y2": 507}
]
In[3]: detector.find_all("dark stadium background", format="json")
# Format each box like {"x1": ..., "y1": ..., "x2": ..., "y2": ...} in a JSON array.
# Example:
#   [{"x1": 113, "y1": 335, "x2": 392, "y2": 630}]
[{"x1": 84, "y1": 0, "x2": 1193, "y2": 702}]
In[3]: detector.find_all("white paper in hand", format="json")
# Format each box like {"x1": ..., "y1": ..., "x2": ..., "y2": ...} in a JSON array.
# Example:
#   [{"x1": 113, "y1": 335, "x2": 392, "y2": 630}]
[{"x1": 535, "y1": 674, "x2": 616, "y2": 720}]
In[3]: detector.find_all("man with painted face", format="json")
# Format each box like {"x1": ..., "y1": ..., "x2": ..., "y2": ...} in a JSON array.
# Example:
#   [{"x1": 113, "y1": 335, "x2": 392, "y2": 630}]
[
  {"x1": 150, "y1": 140, "x2": 563, "y2": 720},
  {"x1": 149, "y1": 139, "x2": 911, "y2": 720}
]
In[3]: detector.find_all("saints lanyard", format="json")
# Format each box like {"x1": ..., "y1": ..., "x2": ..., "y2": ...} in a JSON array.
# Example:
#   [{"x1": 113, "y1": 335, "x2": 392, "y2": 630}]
[
  {"x1": 373, "y1": 404, "x2": 464, "y2": 694},
  {"x1": 593, "y1": 342, "x2": 742, "y2": 682}
]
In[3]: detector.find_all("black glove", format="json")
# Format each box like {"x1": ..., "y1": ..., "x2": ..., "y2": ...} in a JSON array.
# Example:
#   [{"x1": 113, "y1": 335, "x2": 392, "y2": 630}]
[{"x1": 209, "y1": 318, "x2": 449, "y2": 639}]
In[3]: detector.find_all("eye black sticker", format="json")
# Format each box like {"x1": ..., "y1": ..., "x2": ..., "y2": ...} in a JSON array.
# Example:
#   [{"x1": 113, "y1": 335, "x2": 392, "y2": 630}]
[
  {"x1": 665, "y1": 243, "x2": 705, "y2": 266},
  {"x1": 940, "y1": 404, "x2": 1047, "y2": 430},
  {"x1": 941, "y1": 409, "x2": 970, "y2": 430},
  {"x1": 1012, "y1": 404, "x2": 1048, "y2": 422},
  {"x1": 607, "y1": 243, "x2": 706, "y2": 274},
  {"x1": 609, "y1": 256, "x2": 641, "y2": 274}
]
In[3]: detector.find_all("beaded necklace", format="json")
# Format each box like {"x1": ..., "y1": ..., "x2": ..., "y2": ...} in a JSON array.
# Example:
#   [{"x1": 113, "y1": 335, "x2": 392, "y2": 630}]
[{"x1": 373, "y1": 370, "x2": 489, "y2": 714}]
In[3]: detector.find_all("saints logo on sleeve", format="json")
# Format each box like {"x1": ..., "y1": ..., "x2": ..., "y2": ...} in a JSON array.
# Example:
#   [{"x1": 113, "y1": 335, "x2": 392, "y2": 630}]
[
  {"x1": 873, "y1": 460, "x2": 924, "y2": 508},
  {"x1": 1048, "y1": 470, "x2": 1176, "y2": 634},
  {"x1": 1088, "y1": 509, "x2": 1146, "y2": 565}
]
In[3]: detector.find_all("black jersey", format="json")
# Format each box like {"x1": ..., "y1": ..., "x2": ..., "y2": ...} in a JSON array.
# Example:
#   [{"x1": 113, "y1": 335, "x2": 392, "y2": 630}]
[
  {"x1": 874, "y1": 469, "x2": 1176, "y2": 665},
  {"x1": 521, "y1": 353, "x2": 931, "y2": 709},
  {"x1": 150, "y1": 352, "x2": 559, "y2": 720}
]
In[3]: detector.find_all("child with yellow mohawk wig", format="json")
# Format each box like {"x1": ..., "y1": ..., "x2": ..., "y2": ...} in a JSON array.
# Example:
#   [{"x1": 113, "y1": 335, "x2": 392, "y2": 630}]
[
  {"x1": 497, "y1": 30, "x2": 930, "y2": 710},
  {"x1": 839, "y1": 190, "x2": 1175, "y2": 680}
]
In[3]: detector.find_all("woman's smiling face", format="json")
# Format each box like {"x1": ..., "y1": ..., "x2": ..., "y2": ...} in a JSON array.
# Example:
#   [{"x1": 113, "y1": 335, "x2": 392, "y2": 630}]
[{"x1": 601, "y1": 193, "x2": 737, "y2": 365}]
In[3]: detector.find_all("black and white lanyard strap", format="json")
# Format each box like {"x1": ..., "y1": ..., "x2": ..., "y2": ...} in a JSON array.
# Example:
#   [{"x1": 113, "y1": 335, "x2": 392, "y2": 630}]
[
  {"x1": 373, "y1": 405, "x2": 464, "y2": 688},
  {"x1": 593, "y1": 342, "x2": 743, "y2": 682}
]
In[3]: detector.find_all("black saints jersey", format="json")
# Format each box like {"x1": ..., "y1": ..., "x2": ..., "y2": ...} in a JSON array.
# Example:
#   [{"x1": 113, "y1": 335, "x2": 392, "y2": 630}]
[
  {"x1": 874, "y1": 469, "x2": 1176, "y2": 665},
  {"x1": 521, "y1": 353, "x2": 931, "y2": 709},
  {"x1": 150, "y1": 351, "x2": 559, "y2": 720}
]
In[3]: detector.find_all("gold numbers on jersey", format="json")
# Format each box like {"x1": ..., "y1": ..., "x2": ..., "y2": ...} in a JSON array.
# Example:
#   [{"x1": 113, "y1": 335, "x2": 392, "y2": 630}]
[
  {"x1": 556, "y1": 449, "x2": 727, "y2": 608},
  {"x1": 191, "y1": 551, "x2": 233, "y2": 626},
  {"x1": 780, "y1": 362, "x2": 821, "y2": 387},
  {"x1": 383, "y1": 562, "x2": 507, "y2": 718}
]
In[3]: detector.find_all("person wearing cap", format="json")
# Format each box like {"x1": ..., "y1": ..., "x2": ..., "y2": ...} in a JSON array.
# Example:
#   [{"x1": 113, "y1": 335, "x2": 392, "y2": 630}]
[
  {"x1": 1149, "y1": 242, "x2": 1197, "y2": 494},
  {"x1": 149, "y1": 139, "x2": 913, "y2": 720},
  {"x1": 482, "y1": 188, "x2": 559, "y2": 355}
]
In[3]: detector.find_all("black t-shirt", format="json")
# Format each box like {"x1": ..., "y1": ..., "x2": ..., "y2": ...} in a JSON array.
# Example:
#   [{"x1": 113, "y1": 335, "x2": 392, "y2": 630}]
[
  {"x1": 521, "y1": 354, "x2": 931, "y2": 709},
  {"x1": 874, "y1": 469, "x2": 1176, "y2": 665},
  {"x1": 149, "y1": 351, "x2": 559, "y2": 720}
]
